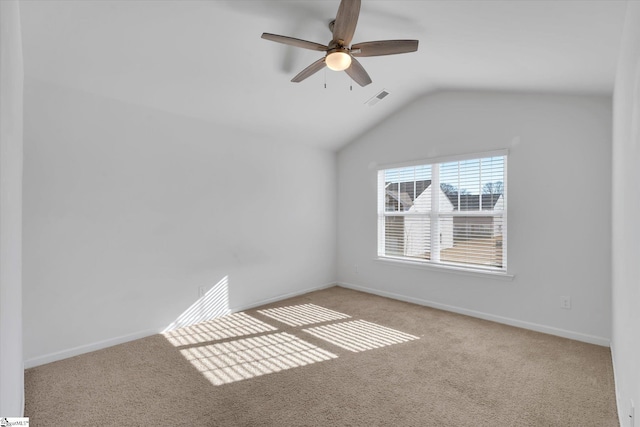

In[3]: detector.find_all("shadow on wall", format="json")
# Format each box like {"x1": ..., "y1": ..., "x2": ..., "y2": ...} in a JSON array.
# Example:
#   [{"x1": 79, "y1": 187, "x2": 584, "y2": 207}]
[{"x1": 162, "y1": 275, "x2": 230, "y2": 332}]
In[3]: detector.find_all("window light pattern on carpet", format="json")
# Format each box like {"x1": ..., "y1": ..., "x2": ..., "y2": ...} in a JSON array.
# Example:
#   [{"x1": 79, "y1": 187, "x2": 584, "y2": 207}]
[
  {"x1": 180, "y1": 332, "x2": 337, "y2": 386},
  {"x1": 163, "y1": 312, "x2": 277, "y2": 346},
  {"x1": 257, "y1": 303, "x2": 351, "y2": 327},
  {"x1": 303, "y1": 320, "x2": 419, "y2": 352}
]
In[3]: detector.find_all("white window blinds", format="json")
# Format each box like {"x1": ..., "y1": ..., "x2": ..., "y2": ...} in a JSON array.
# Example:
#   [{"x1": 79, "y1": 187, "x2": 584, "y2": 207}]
[{"x1": 378, "y1": 154, "x2": 506, "y2": 272}]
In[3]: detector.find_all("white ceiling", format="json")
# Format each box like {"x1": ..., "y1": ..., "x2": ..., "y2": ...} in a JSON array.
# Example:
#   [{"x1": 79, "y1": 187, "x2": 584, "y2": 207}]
[{"x1": 19, "y1": 0, "x2": 628, "y2": 151}]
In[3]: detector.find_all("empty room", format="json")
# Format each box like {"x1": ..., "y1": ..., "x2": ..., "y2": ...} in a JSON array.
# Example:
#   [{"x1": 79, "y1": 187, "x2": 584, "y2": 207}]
[{"x1": 1, "y1": 0, "x2": 639, "y2": 426}]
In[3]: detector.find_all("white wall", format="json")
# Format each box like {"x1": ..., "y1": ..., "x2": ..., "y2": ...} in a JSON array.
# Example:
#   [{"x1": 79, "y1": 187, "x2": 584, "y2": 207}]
[
  {"x1": 0, "y1": 0, "x2": 24, "y2": 416},
  {"x1": 612, "y1": 2, "x2": 640, "y2": 425},
  {"x1": 338, "y1": 91, "x2": 612, "y2": 345},
  {"x1": 23, "y1": 79, "x2": 337, "y2": 366}
]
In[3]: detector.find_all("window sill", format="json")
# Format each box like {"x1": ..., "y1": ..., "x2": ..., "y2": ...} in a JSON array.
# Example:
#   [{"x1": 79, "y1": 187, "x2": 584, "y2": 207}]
[{"x1": 374, "y1": 256, "x2": 515, "y2": 281}]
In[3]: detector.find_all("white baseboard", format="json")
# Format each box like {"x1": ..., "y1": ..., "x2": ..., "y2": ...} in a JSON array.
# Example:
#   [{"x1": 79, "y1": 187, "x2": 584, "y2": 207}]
[
  {"x1": 338, "y1": 282, "x2": 611, "y2": 347},
  {"x1": 23, "y1": 328, "x2": 160, "y2": 369},
  {"x1": 609, "y1": 343, "x2": 624, "y2": 427},
  {"x1": 230, "y1": 282, "x2": 336, "y2": 312},
  {"x1": 21, "y1": 361, "x2": 25, "y2": 417},
  {"x1": 23, "y1": 282, "x2": 337, "y2": 369}
]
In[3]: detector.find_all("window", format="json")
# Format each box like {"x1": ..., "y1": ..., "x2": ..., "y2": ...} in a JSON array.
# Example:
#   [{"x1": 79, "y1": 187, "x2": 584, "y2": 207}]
[{"x1": 378, "y1": 153, "x2": 506, "y2": 272}]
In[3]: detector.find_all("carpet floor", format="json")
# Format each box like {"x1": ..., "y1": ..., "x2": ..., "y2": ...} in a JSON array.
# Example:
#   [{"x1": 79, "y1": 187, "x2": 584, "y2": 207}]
[{"x1": 24, "y1": 286, "x2": 618, "y2": 426}]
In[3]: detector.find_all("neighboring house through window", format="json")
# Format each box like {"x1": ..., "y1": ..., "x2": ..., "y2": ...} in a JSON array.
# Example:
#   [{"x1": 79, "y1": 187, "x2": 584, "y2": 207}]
[{"x1": 378, "y1": 152, "x2": 507, "y2": 272}]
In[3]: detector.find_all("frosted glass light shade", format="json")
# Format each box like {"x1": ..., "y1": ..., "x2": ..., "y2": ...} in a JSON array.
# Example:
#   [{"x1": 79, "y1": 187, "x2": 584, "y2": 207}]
[{"x1": 326, "y1": 51, "x2": 352, "y2": 71}]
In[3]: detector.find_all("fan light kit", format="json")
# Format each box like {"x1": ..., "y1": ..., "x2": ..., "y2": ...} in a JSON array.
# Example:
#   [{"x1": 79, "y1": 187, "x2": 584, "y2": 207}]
[
  {"x1": 261, "y1": 0, "x2": 419, "y2": 87},
  {"x1": 326, "y1": 50, "x2": 352, "y2": 71}
]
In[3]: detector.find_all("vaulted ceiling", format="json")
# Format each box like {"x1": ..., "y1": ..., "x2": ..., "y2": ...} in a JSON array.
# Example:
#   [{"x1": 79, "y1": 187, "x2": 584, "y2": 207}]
[{"x1": 19, "y1": 0, "x2": 628, "y2": 150}]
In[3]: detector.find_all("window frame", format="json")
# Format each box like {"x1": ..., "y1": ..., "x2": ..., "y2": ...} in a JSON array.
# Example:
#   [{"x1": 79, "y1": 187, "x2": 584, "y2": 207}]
[{"x1": 377, "y1": 150, "x2": 508, "y2": 275}]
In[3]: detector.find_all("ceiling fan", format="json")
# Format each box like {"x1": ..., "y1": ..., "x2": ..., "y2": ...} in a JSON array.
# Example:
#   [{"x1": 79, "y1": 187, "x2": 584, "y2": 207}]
[{"x1": 261, "y1": 0, "x2": 419, "y2": 87}]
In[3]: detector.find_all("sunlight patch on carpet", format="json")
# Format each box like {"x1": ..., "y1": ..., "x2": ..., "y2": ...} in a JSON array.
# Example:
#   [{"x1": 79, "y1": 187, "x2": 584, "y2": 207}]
[
  {"x1": 303, "y1": 320, "x2": 419, "y2": 352},
  {"x1": 179, "y1": 332, "x2": 338, "y2": 385},
  {"x1": 163, "y1": 312, "x2": 277, "y2": 346},
  {"x1": 257, "y1": 303, "x2": 351, "y2": 327},
  {"x1": 162, "y1": 275, "x2": 231, "y2": 332}
]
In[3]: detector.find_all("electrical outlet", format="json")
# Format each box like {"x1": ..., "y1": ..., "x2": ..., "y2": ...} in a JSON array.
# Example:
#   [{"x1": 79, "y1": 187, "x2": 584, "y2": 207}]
[
  {"x1": 199, "y1": 286, "x2": 206, "y2": 298},
  {"x1": 354, "y1": 264, "x2": 359, "y2": 274},
  {"x1": 560, "y1": 296, "x2": 571, "y2": 309}
]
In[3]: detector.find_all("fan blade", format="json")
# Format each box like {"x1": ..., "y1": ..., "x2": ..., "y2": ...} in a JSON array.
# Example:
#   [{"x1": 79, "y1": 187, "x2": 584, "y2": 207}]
[
  {"x1": 351, "y1": 40, "x2": 419, "y2": 57},
  {"x1": 291, "y1": 57, "x2": 326, "y2": 83},
  {"x1": 332, "y1": 0, "x2": 361, "y2": 46},
  {"x1": 261, "y1": 33, "x2": 328, "y2": 51},
  {"x1": 344, "y1": 57, "x2": 371, "y2": 87}
]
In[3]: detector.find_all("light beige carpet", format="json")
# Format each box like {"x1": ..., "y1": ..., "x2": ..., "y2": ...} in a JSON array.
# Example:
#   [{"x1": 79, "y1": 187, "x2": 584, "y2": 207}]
[{"x1": 25, "y1": 287, "x2": 618, "y2": 426}]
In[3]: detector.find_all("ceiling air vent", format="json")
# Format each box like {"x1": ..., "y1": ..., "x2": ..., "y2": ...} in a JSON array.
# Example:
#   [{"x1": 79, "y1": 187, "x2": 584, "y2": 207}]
[{"x1": 365, "y1": 89, "x2": 389, "y2": 107}]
